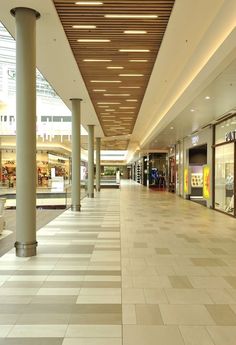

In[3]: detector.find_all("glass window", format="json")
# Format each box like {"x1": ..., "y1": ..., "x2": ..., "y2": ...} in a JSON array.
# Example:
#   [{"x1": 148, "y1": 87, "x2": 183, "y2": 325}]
[
  {"x1": 215, "y1": 143, "x2": 234, "y2": 215},
  {"x1": 215, "y1": 117, "x2": 236, "y2": 144}
]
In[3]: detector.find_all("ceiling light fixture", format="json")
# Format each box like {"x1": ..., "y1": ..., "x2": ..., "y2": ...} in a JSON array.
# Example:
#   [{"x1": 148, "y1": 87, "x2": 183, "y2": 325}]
[
  {"x1": 119, "y1": 86, "x2": 140, "y2": 89},
  {"x1": 77, "y1": 39, "x2": 110, "y2": 42},
  {"x1": 205, "y1": 96, "x2": 211, "y2": 100},
  {"x1": 72, "y1": 25, "x2": 96, "y2": 29},
  {"x1": 97, "y1": 102, "x2": 120, "y2": 104},
  {"x1": 84, "y1": 59, "x2": 112, "y2": 62},
  {"x1": 119, "y1": 49, "x2": 150, "y2": 52},
  {"x1": 119, "y1": 74, "x2": 143, "y2": 76},
  {"x1": 90, "y1": 80, "x2": 121, "y2": 83},
  {"x1": 104, "y1": 94, "x2": 130, "y2": 96},
  {"x1": 120, "y1": 107, "x2": 136, "y2": 109},
  {"x1": 190, "y1": 109, "x2": 195, "y2": 112},
  {"x1": 170, "y1": 126, "x2": 174, "y2": 130},
  {"x1": 124, "y1": 30, "x2": 147, "y2": 34},
  {"x1": 106, "y1": 66, "x2": 124, "y2": 69},
  {"x1": 129, "y1": 59, "x2": 148, "y2": 62},
  {"x1": 98, "y1": 105, "x2": 109, "y2": 108},
  {"x1": 126, "y1": 99, "x2": 138, "y2": 102},
  {"x1": 105, "y1": 14, "x2": 158, "y2": 19},
  {"x1": 75, "y1": 1, "x2": 103, "y2": 5},
  {"x1": 93, "y1": 89, "x2": 107, "y2": 92}
]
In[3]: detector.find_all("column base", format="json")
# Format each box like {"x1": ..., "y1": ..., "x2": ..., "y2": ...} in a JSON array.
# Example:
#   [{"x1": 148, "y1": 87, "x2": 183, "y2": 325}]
[
  {"x1": 71, "y1": 204, "x2": 81, "y2": 211},
  {"x1": 15, "y1": 241, "x2": 37, "y2": 257},
  {"x1": 87, "y1": 193, "x2": 94, "y2": 198},
  {"x1": 96, "y1": 187, "x2": 101, "y2": 192}
]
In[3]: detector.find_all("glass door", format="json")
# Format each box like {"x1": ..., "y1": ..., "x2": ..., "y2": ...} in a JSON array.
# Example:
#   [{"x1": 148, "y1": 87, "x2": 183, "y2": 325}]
[{"x1": 215, "y1": 143, "x2": 235, "y2": 216}]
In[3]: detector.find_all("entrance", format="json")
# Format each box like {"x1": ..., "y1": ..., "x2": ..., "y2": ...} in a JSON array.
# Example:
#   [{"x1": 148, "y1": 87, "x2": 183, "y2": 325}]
[{"x1": 188, "y1": 144, "x2": 207, "y2": 205}]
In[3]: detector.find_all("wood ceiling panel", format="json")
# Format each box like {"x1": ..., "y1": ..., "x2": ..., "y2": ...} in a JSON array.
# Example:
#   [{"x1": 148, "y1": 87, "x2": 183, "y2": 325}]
[{"x1": 53, "y1": 0, "x2": 175, "y2": 143}]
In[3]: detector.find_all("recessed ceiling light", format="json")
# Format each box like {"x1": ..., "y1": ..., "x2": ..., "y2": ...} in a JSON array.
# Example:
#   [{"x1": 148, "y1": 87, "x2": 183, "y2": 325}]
[
  {"x1": 106, "y1": 109, "x2": 115, "y2": 111},
  {"x1": 84, "y1": 59, "x2": 112, "y2": 62},
  {"x1": 75, "y1": 1, "x2": 103, "y2": 5},
  {"x1": 97, "y1": 102, "x2": 120, "y2": 104},
  {"x1": 119, "y1": 86, "x2": 141, "y2": 89},
  {"x1": 129, "y1": 59, "x2": 148, "y2": 62},
  {"x1": 190, "y1": 109, "x2": 195, "y2": 112},
  {"x1": 124, "y1": 30, "x2": 147, "y2": 34},
  {"x1": 120, "y1": 107, "x2": 136, "y2": 109},
  {"x1": 77, "y1": 39, "x2": 110, "y2": 42},
  {"x1": 104, "y1": 94, "x2": 130, "y2": 96},
  {"x1": 105, "y1": 14, "x2": 158, "y2": 19},
  {"x1": 119, "y1": 74, "x2": 143, "y2": 76},
  {"x1": 72, "y1": 25, "x2": 96, "y2": 29},
  {"x1": 170, "y1": 126, "x2": 174, "y2": 130},
  {"x1": 126, "y1": 99, "x2": 138, "y2": 102},
  {"x1": 90, "y1": 80, "x2": 121, "y2": 83},
  {"x1": 205, "y1": 96, "x2": 211, "y2": 100},
  {"x1": 98, "y1": 105, "x2": 109, "y2": 108},
  {"x1": 106, "y1": 66, "x2": 124, "y2": 69},
  {"x1": 119, "y1": 49, "x2": 150, "y2": 52},
  {"x1": 93, "y1": 89, "x2": 107, "y2": 92}
]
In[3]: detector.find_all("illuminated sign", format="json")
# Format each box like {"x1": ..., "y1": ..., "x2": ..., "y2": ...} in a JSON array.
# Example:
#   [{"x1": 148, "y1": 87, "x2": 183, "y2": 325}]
[
  {"x1": 191, "y1": 135, "x2": 199, "y2": 146},
  {"x1": 225, "y1": 130, "x2": 236, "y2": 142},
  {"x1": 203, "y1": 166, "x2": 210, "y2": 199},
  {"x1": 184, "y1": 168, "x2": 189, "y2": 193}
]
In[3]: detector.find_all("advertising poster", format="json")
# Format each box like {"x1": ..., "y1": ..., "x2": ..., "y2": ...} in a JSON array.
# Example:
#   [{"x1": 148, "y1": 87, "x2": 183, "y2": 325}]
[
  {"x1": 184, "y1": 168, "x2": 189, "y2": 194},
  {"x1": 203, "y1": 165, "x2": 210, "y2": 199}
]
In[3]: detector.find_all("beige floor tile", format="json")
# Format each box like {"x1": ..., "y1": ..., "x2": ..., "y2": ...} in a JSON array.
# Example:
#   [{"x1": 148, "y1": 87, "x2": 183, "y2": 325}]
[
  {"x1": 191, "y1": 258, "x2": 227, "y2": 267},
  {"x1": 76, "y1": 295, "x2": 121, "y2": 304},
  {"x1": 7, "y1": 324, "x2": 68, "y2": 337},
  {"x1": 179, "y1": 326, "x2": 215, "y2": 345},
  {"x1": 135, "y1": 304, "x2": 163, "y2": 325},
  {"x1": 165, "y1": 288, "x2": 213, "y2": 304},
  {"x1": 0, "y1": 325, "x2": 13, "y2": 337},
  {"x1": 122, "y1": 304, "x2": 136, "y2": 324},
  {"x1": 144, "y1": 288, "x2": 168, "y2": 304},
  {"x1": 122, "y1": 288, "x2": 145, "y2": 304},
  {"x1": 79, "y1": 288, "x2": 121, "y2": 296},
  {"x1": 159, "y1": 304, "x2": 215, "y2": 325},
  {"x1": 207, "y1": 326, "x2": 236, "y2": 345},
  {"x1": 189, "y1": 277, "x2": 232, "y2": 289},
  {"x1": 206, "y1": 289, "x2": 236, "y2": 304},
  {"x1": 169, "y1": 276, "x2": 193, "y2": 289},
  {"x1": 123, "y1": 325, "x2": 185, "y2": 345},
  {"x1": 66, "y1": 325, "x2": 122, "y2": 337},
  {"x1": 205, "y1": 304, "x2": 236, "y2": 325},
  {"x1": 62, "y1": 339, "x2": 122, "y2": 345}
]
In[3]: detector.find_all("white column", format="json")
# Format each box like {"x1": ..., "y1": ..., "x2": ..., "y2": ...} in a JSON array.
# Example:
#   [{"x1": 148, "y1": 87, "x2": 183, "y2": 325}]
[
  {"x1": 96, "y1": 137, "x2": 101, "y2": 192},
  {"x1": 71, "y1": 98, "x2": 82, "y2": 211},
  {"x1": 87, "y1": 125, "x2": 94, "y2": 198},
  {"x1": 11, "y1": 7, "x2": 40, "y2": 257}
]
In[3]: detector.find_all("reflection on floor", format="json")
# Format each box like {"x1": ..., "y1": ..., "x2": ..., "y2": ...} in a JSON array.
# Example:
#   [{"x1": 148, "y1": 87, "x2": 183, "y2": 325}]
[{"x1": 0, "y1": 181, "x2": 236, "y2": 344}]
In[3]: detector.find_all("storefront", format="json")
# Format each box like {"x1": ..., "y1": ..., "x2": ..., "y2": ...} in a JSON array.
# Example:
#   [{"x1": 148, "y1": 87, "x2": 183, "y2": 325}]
[
  {"x1": 182, "y1": 127, "x2": 213, "y2": 208},
  {"x1": 214, "y1": 117, "x2": 235, "y2": 217},
  {"x1": 149, "y1": 152, "x2": 168, "y2": 188}
]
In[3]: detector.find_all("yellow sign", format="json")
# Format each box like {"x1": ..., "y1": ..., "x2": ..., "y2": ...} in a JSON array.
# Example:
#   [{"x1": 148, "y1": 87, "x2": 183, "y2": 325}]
[
  {"x1": 184, "y1": 168, "x2": 189, "y2": 194},
  {"x1": 203, "y1": 166, "x2": 210, "y2": 199}
]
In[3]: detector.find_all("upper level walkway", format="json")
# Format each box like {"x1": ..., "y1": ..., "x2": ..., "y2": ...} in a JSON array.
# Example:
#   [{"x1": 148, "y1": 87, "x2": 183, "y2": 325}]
[{"x1": 0, "y1": 180, "x2": 236, "y2": 345}]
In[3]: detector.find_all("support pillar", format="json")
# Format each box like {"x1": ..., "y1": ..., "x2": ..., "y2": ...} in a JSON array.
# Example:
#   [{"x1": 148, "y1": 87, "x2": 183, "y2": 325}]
[
  {"x1": 11, "y1": 7, "x2": 40, "y2": 257},
  {"x1": 70, "y1": 98, "x2": 82, "y2": 211},
  {"x1": 87, "y1": 125, "x2": 94, "y2": 198},
  {"x1": 96, "y1": 137, "x2": 101, "y2": 192}
]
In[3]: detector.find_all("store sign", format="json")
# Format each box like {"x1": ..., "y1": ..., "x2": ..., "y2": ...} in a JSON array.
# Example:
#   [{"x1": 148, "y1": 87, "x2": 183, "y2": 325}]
[
  {"x1": 225, "y1": 130, "x2": 236, "y2": 142},
  {"x1": 191, "y1": 135, "x2": 199, "y2": 146},
  {"x1": 203, "y1": 166, "x2": 210, "y2": 200},
  {"x1": 184, "y1": 168, "x2": 189, "y2": 193}
]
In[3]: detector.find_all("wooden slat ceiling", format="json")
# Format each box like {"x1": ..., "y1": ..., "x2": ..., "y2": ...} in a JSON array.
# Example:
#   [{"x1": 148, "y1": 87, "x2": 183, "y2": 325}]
[{"x1": 53, "y1": 0, "x2": 175, "y2": 150}]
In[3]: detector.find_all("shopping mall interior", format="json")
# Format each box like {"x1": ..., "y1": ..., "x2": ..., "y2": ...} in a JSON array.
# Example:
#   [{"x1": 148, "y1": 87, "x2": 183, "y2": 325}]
[{"x1": 0, "y1": 0, "x2": 235, "y2": 344}]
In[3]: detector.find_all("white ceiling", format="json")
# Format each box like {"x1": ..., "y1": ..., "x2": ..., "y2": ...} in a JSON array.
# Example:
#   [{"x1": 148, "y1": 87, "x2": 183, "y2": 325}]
[{"x1": 1, "y1": 0, "x2": 236, "y2": 162}]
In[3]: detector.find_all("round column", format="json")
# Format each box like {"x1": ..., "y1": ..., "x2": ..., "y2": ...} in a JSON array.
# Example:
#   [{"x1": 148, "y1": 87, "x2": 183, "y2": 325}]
[
  {"x1": 96, "y1": 137, "x2": 101, "y2": 192},
  {"x1": 87, "y1": 125, "x2": 94, "y2": 198},
  {"x1": 11, "y1": 7, "x2": 40, "y2": 257},
  {"x1": 70, "y1": 98, "x2": 82, "y2": 211}
]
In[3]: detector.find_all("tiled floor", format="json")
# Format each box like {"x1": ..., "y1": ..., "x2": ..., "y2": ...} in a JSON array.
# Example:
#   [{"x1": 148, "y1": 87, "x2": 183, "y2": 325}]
[{"x1": 0, "y1": 180, "x2": 236, "y2": 344}]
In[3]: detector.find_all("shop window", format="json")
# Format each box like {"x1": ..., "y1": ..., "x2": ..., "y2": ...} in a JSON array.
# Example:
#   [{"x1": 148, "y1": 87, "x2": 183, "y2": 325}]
[{"x1": 215, "y1": 143, "x2": 234, "y2": 215}]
